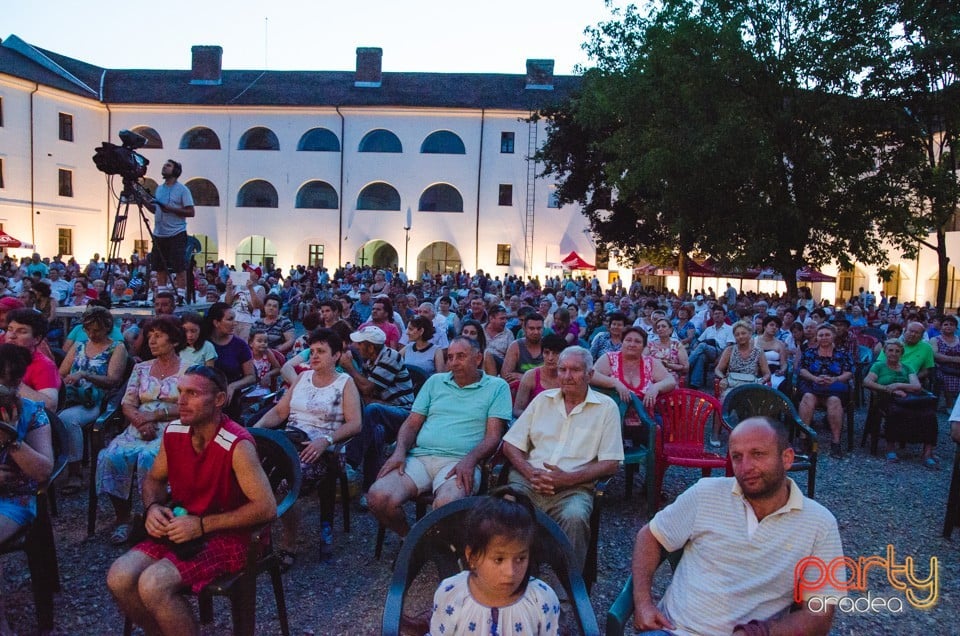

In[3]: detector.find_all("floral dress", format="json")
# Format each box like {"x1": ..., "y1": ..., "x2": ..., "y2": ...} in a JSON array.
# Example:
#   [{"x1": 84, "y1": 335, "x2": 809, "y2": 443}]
[
  {"x1": 647, "y1": 338, "x2": 683, "y2": 384},
  {"x1": 95, "y1": 359, "x2": 186, "y2": 500},
  {"x1": 935, "y1": 336, "x2": 960, "y2": 394},
  {"x1": 428, "y1": 571, "x2": 560, "y2": 636}
]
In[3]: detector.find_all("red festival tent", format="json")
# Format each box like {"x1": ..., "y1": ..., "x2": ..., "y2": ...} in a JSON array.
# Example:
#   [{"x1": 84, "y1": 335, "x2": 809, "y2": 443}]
[
  {"x1": 0, "y1": 230, "x2": 30, "y2": 249},
  {"x1": 561, "y1": 251, "x2": 596, "y2": 270},
  {"x1": 797, "y1": 267, "x2": 836, "y2": 283}
]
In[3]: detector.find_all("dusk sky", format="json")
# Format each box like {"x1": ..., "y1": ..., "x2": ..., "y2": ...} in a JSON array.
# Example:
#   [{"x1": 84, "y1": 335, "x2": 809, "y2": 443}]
[{"x1": 5, "y1": 0, "x2": 628, "y2": 74}]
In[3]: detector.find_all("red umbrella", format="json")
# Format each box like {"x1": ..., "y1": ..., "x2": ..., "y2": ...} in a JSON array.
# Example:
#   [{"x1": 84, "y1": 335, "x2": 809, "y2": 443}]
[
  {"x1": 0, "y1": 230, "x2": 27, "y2": 249},
  {"x1": 797, "y1": 267, "x2": 836, "y2": 283}
]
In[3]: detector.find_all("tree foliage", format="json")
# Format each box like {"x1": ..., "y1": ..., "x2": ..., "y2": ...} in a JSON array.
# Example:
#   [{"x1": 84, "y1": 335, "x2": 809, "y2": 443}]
[
  {"x1": 863, "y1": 0, "x2": 960, "y2": 312},
  {"x1": 539, "y1": 0, "x2": 920, "y2": 297}
]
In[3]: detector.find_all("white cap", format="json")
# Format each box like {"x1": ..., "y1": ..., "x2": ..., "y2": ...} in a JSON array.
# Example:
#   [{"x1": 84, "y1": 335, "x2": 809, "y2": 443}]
[{"x1": 349, "y1": 325, "x2": 386, "y2": 345}]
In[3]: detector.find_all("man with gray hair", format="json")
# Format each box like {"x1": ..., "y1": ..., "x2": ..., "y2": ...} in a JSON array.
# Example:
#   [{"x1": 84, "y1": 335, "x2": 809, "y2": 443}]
[{"x1": 502, "y1": 345, "x2": 623, "y2": 569}]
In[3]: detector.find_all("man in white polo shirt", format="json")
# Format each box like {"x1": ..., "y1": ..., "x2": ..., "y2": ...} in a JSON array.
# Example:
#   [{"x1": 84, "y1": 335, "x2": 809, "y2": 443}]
[{"x1": 631, "y1": 416, "x2": 844, "y2": 636}]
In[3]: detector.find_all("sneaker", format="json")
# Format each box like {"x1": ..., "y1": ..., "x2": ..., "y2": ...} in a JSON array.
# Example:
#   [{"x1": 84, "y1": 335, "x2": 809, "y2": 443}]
[
  {"x1": 708, "y1": 438, "x2": 721, "y2": 449},
  {"x1": 829, "y1": 443, "x2": 842, "y2": 459},
  {"x1": 358, "y1": 494, "x2": 369, "y2": 512},
  {"x1": 923, "y1": 457, "x2": 939, "y2": 470},
  {"x1": 886, "y1": 452, "x2": 899, "y2": 463},
  {"x1": 320, "y1": 522, "x2": 333, "y2": 546}
]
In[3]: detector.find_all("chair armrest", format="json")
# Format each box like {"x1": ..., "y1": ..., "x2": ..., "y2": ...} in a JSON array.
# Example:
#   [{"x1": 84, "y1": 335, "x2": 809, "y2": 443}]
[{"x1": 606, "y1": 575, "x2": 634, "y2": 636}]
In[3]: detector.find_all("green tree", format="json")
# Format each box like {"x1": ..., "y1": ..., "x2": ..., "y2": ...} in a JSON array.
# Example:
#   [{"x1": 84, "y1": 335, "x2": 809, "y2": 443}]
[
  {"x1": 540, "y1": 0, "x2": 914, "y2": 298},
  {"x1": 864, "y1": 0, "x2": 960, "y2": 313}
]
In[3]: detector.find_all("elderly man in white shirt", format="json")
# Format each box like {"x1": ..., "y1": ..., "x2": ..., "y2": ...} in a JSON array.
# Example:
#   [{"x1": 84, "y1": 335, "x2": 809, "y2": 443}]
[
  {"x1": 687, "y1": 306, "x2": 735, "y2": 389},
  {"x1": 502, "y1": 346, "x2": 622, "y2": 570}
]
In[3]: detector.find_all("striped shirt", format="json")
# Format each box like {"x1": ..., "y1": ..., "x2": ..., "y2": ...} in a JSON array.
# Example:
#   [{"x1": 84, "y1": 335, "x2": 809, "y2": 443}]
[
  {"x1": 365, "y1": 346, "x2": 414, "y2": 408},
  {"x1": 649, "y1": 477, "x2": 845, "y2": 636}
]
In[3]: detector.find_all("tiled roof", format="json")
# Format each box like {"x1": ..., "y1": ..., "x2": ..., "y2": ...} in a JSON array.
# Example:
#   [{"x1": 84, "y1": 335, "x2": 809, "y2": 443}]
[{"x1": 1, "y1": 35, "x2": 581, "y2": 110}]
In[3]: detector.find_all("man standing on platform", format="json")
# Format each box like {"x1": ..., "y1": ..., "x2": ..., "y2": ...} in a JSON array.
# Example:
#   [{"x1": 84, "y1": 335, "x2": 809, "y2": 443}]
[{"x1": 147, "y1": 159, "x2": 195, "y2": 289}]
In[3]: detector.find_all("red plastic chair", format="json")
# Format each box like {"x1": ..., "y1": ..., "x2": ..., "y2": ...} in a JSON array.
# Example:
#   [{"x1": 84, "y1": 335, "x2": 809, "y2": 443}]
[{"x1": 653, "y1": 389, "x2": 730, "y2": 510}]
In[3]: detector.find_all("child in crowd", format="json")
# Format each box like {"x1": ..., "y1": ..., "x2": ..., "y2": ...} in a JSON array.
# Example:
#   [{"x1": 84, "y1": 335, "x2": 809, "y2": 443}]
[
  {"x1": 249, "y1": 328, "x2": 283, "y2": 389},
  {"x1": 178, "y1": 312, "x2": 217, "y2": 367},
  {"x1": 428, "y1": 490, "x2": 560, "y2": 636}
]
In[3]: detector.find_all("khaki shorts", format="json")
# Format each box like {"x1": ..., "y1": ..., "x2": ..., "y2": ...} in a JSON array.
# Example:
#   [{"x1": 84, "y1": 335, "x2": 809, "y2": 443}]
[{"x1": 404, "y1": 455, "x2": 481, "y2": 496}]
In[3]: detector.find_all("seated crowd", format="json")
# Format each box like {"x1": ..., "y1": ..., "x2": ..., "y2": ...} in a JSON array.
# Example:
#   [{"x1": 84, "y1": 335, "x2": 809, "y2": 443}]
[{"x1": 0, "y1": 251, "x2": 958, "y2": 634}]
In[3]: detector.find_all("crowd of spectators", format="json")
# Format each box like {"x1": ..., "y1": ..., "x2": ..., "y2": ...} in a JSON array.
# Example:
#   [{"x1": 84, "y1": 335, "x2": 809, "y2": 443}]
[{"x1": 1, "y1": 248, "x2": 959, "y2": 633}]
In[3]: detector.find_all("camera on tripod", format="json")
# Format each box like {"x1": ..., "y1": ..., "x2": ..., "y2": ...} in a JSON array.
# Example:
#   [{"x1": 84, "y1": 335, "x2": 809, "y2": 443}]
[{"x1": 92, "y1": 129, "x2": 150, "y2": 183}]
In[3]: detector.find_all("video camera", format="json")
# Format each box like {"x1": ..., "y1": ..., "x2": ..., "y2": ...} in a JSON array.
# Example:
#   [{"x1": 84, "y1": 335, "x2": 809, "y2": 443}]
[{"x1": 92, "y1": 129, "x2": 150, "y2": 182}]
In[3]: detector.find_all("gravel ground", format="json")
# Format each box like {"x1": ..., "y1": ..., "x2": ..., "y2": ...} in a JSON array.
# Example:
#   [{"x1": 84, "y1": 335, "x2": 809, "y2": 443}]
[{"x1": 2, "y1": 401, "x2": 958, "y2": 635}]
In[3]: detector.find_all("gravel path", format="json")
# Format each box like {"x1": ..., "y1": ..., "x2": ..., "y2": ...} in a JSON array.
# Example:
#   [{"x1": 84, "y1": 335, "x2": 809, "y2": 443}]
[{"x1": 2, "y1": 402, "x2": 957, "y2": 635}]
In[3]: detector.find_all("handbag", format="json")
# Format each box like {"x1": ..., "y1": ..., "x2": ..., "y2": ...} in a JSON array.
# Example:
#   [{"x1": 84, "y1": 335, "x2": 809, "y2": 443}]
[
  {"x1": 892, "y1": 390, "x2": 937, "y2": 409},
  {"x1": 726, "y1": 372, "x2": 759, "y2": 388}
]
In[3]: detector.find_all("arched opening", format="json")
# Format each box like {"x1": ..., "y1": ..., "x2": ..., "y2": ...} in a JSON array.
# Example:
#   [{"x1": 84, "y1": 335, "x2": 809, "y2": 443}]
[
  {"x1": 417, "y1": 241, "x2": 461, "y2": 278},
  {"x1": 358, "y1": 129, "x2": 402, "y2": 153},
  {"x1": 930, "y1": 265, "x2": 960, "y2": 310},
  {"x1": 191, "y1": 234, "x2": 218, "y2": 267},
  {"x1": 296, "y1": 181, "x2": 338, "y2": 209},
  {"x1": 236, "y1": 235, "x2": 277, "y2": 271},
  {"x1": 184, "y1": 178, "x2": 220, "y2": 206},
  {"x1": 297, "y1": 127, "x2": 340, "y2": 152},
  {"x1": 140, "y1": 178, "x2": 159, "y2": 197},
  {"x1": 356, "y1": 240, "x2": 398, "y2": 270},
  {"x1": 420, "y1": 130, "x2": 465, "y2": 154},
  {"x1": 179, "y1": 126, "x2": 221, "y2": 150},
  {"x1": 357, "y1": 182, "x2": 401, "y2": 210},
  {"x1": 418, "y1": 183, "x2": 463, "y2": 212},
  {"x1": 238, "y1": 127, "x2": 280, "y2": 150},
  {"x1": 837, "y1": 265, "x2": 868, "y2": 304},
  {"x1": 237, "y1": 180, "x2": 279, "y2": 208},
  {"x1": 880, "y1": 264, "x2": 910, "y2": 301},
  {"x1": 131, "y1": 126, "x2": 163, "y2": 148}
]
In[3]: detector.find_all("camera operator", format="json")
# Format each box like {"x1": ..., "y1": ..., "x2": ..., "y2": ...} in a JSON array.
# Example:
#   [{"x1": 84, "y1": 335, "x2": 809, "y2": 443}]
[{"x1": 147, "y1": 159, "x2": 194, "y2": 290}]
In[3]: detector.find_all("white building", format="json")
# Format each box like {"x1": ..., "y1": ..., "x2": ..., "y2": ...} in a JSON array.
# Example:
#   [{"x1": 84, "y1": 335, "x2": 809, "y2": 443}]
[
  {"x1": 1, "y1": 35, "x2": 957, "y2": 305},
  {"x1": 0, "y1": 36, "x2": 615, "y2": 283}
]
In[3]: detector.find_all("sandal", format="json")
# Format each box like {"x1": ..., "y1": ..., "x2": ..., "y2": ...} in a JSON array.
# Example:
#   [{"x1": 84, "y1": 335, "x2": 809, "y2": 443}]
[
  {"x1": 277, "y1": 549, "x2": 297, "y2": 573},
  {"x1": 110, "y1": 523, "x2": 133, "y2": 546},
  {"x1": 923, "y1": 457, "x2": 938, "y2": 470}
]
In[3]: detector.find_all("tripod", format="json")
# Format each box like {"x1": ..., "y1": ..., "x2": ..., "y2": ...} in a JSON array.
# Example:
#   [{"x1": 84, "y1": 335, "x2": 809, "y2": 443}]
[{"x1": 107, "y1": 178, "x2": 193, "y2": 303}]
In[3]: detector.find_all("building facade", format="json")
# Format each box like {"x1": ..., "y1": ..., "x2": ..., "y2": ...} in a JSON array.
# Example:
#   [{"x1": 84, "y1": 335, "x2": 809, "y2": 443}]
[{"x1": 0, "y1": 37, "x2": 613, "y2": 283}]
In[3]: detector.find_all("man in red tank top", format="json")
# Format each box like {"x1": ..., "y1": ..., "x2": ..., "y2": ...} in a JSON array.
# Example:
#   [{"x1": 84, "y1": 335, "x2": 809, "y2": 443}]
[{"x1": 106, "y1": 366, "x2": 276, "y2": 634}]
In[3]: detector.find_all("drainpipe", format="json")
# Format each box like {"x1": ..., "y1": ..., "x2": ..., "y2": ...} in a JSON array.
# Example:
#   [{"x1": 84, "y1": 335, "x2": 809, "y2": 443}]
[
  {"x1": 474, "y1": 109, "x2": 485, "y2": 272},
  {"x1": 104, "y1": 101, "x2": 112, "y2": 252},
  {"x1": 336, "y1": 105, "x2": 345, "y2": 268},
  {"x1": 29, "y1": 82, "x2": 39, "y2": 247}
]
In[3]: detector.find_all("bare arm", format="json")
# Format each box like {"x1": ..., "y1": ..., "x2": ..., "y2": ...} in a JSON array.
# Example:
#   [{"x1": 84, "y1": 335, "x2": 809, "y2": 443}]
[
  {"x1": 512, "y1": 370, "x2": 535, "y2": 418},
  {"x1": 276, "y1": 329, "x2": 295, "y2": 355},
  {"x1": 18, "y1": 384, "x2": 57, "y2": 412},
  {"x1": 631, "y1": 525, "x2": 674, "y2": 631},
  {"x1": 715, "y1": 346, "x2": 733, "y2": 377},
  {"x1": 433, "y1": 346, "x2": 446, "y2": 374},
  {"x1": 227, "y1": 359, "x2": 257, "y2": 403},
  {"x1": 500, "y1": 341, "x2": 522, "y2": 383},
  {"x1": 377, "y1": 412, "x2": 428, "y2": 480},
  {"x1": 253, "y1": 373, "x2": 297, "y2": 429}
]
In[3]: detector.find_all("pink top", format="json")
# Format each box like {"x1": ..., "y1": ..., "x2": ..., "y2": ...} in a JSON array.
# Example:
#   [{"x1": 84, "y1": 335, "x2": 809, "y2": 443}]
[{"x1": 607, "y1": 351, "x2": 654, "y2": 396}]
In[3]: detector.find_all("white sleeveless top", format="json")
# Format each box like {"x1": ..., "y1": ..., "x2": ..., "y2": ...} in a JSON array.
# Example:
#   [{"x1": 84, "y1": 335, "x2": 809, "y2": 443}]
[{"x1": 287, "y1": 370, "x2": 349, "y2": 441}]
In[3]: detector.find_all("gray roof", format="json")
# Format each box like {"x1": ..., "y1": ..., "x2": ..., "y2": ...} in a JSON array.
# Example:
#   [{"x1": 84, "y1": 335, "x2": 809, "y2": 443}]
[{"x1": 1, "y1": 35, "x2": 581, "y2": 110}]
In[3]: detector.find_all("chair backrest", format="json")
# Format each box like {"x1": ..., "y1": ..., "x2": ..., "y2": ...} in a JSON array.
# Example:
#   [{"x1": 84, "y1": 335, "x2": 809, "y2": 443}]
[
  {"x1": 654, "y1": 389, "x2": 722, "y2": 449},
  {"x1": 382, "y1": 496, "x2": 600, "y2": 636},
  {"x1": 720, "y1": 384, "x2": 813, "y2": 442},
  {"x1": 404, "y1": 364, "x2": 429, "y2": 397},
  {"x1": 248, "y1": 428, "x2": 302, "y2": 518}
]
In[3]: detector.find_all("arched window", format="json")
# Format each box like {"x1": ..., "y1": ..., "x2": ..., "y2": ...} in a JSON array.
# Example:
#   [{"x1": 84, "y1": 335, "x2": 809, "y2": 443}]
[
  {"x1": 185, "y1": 178, "x2": 220, "y2": 206},
  {"x1": 419, "y1": 183, "x2": 463, "y2": 212},
  {"x1": 296, "y1": 181, "x2": 338, "y2": 209},
  {"x1": 297, "y1": 127, "x2": 340, "y2": 151},
  {"x1": 235, "y1": 235, "x2": 277, "y2": 271},
  {"x1": 140, "y1": 178, "x2": 159, "y2": 197},
  {"x1": 191, "y1": 234, "x2": 218, "y2": 266},
  {"x1": 417, "y1": 241, "x2": 462, "y2": 278},
  {"x1": 131, "y1": 126, "x2": 163, "y2": 149},
  {"x1": 179, "y1": 127, "x2": 221, "y2": 150},
  {"x1": 358, "y1": 129, "x2": 402, "y2": 153},
  {"x1": 237, "y1": 180, "x2": 278, "y2": 208},
  {"x1": 238, "y1": 127, "x2": 279, "y2": 150},
  {"x1": 420, "y1": 130, "x2": 465, "y2": 154},
  {"x1": 356, "y1": 182, "x2": 401, "y2": 210}
]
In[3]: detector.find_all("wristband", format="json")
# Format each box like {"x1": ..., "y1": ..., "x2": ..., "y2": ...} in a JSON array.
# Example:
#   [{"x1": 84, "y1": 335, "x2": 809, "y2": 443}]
[{"x1": 145, "y1": 502, "x2": 162, "y2": 515}]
